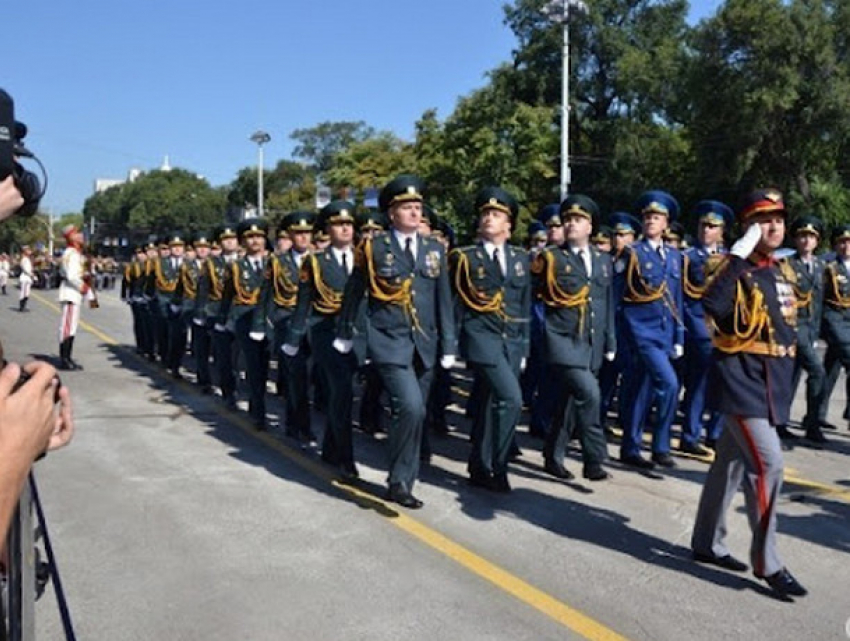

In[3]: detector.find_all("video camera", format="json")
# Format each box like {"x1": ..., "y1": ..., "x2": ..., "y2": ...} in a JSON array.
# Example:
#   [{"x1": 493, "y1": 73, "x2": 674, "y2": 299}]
[{"x1": 0, "y1": 89, "x2": 47, "y2": 217}]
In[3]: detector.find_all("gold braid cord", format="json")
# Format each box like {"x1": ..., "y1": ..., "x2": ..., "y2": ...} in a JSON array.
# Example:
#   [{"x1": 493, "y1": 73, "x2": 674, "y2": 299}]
[
  {"x1": 305, "y1": 254, "x2": 342, "y2": 315},
  {"x1": 786, "y1": 261, "x2": 812, "y2": 311},
  {"x1": 682, "y1": 254, "x2": 706, "y2": 300},
  {"x1": 359, "y1": 237, "x2": 421, "y2": 331},
  {"x1": 272, "y1": 256, "x2": 298, "y2": 308},
  {"x1": 623, "y1": 249, "x2": 665, "y2": 303},
  {"x1": 206, "y1": 259, "x2": 224, "y2": 301},
  {"x1": 826, "y1": 263, "x2": 850, "y2": 309},
  {"x1": 231, "y1": 262, "x2": 260, "y2": 306},
  {"x1": 451, "y1": 249, "x2": 513, "y2": 320},
  {"x1": 712, "y1": 281, "x2": 772, "y2": 354},
  {"x1": 180, "y1": 263, "x2": 197, "y2": 300},
  {"x1": 154, "y1": 259, "x2": 178, "y2": 293},
  {"x1": 531, "y1": 251, "x2": 589, "y2": 332}
]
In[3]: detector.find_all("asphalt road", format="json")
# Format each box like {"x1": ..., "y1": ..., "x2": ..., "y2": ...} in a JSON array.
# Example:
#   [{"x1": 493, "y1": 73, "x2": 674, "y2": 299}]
[{"x1": 3, "y1": 286, "x2": 849, "y2": 641}]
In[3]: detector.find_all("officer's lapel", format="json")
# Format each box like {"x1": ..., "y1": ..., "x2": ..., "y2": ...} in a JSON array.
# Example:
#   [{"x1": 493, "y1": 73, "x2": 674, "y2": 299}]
[{"x1": 389, "y1": 231, "x2": 415, "y2": 272}]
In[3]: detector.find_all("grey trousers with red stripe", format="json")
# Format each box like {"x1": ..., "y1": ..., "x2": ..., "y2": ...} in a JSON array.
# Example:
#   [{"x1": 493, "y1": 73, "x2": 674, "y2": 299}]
[{"x1": 691, "y1": 415, "x2": 784, "y2": 577}]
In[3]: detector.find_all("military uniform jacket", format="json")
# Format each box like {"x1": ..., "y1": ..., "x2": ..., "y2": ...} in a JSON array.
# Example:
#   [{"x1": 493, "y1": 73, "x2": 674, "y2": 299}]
[
  {"x1": 784, "y1": 253, "x2": 824, "y2": 347},
  {"x1": 449, "y1": 243, "x2": 530, "y2": 366},
  {"x1": 682, "y1": 245, "x2": 727, "y2": 343},
  {"x1": 338, "y1": 231, "x2": 456, "y2": 369},
  {"x1": 146, "y1": 257, "x2": 181, "y2": 304},
  {"x1": 260, "y1": 250, "x2": 301, "y2": 328},
  {"x1": 172, "y1": 259, "x2": 203, "y2": 314},
  {"x1": 532, "y1": 245, "x2": 615, "y2": 371},
  {"x1": 615, "y1": 240, "x2": 684, "y2": 348},
  {"x1": 286, "y1": 247, "x2": 368, "y2": 364},
  {"x1": 821, "y1": 257, "x2": 850, "y2": 346},
  {"x1": 195, "y1": 255, "x2": 232, "y2": 325},
  {"x1": 222, "y1": 255, "x2": 267, "y2": 334},
  {"x1": 703, "y1": 255, "x2": 797, "y2": 426},
  {"x1": 58, "y1": 246, "x2": 87, "y2": 305}
]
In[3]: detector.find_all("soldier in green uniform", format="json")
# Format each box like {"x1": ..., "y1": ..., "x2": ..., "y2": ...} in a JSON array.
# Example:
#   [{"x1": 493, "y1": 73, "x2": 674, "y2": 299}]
[
  {"x1": 121, "y1": 245, "x2": 150, "y2": 355},
  {"x1": 173, "y1": 232, "x2": 211, "y2": 386},
  {"x1": 335, "y1": 175, "x2": 457, "y2": 508},
  {"x1": 264, "y1": 212, "x2": 315, "y2": 443},
  {"x1": 284, "y1": 202, "x2": 364, "y2": 478},
  {"x1": 146, "y1": 234, "x2": 182, "y2": 366},
  {"x1": 222, "y1": 219, "x2": 270, "y2": 429},
  {"x1": 450, "y1": 187, "x2": 530, "y2": 492}
]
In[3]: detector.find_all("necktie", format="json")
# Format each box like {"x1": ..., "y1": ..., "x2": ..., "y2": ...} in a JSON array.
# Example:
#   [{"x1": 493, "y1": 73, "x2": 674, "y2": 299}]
[
  {"x1": 579, "y1": 249, "x2": 591, "y2": 277},
  {"x1": 656, "y1": 245, "x2": 665, "y2": 261},
  {"x1": 493, "y1": 248, "x2": 503, "y2": 277},
  {"x1": 405, "y1": 237, "x2": 415, "y2": 264},
  {"x1": 806, "y1": 261, "x2": 812, "y2": 274},
  {"x1": 342, "y1": 251, "x2": 349, "y2": 274}
]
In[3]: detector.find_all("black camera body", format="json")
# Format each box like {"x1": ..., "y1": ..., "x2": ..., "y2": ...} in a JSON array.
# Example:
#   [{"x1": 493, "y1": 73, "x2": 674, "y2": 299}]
[{"x1": 0, "y1": 88, "x2": 44, "y2": 217}]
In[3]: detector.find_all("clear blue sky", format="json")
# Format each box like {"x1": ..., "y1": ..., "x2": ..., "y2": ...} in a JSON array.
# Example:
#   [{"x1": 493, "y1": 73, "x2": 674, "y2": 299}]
[{"x1": 7, "y1": 0, "x2": 722, "y2": 216}]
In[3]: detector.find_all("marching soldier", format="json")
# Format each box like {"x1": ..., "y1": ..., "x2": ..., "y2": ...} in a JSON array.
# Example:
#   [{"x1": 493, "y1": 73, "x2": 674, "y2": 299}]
[
  {"x1": 18, "y1": 245, "x2": 33, "y2": 312},
  {"x1": 533, "y1": 195, "x2": 615, "y2": 481},
  {"x1": 145, "y1": 237, "x2": 177, "y2": 364},
  {"x1": 121, "y1": 245, "x2": 150, "y2": 355},
  {"x1": 265, "y1": 212, "x2": 315, "y2": 443},
  {"x1": 57, "y1": 225, "x2": 92, "y2": 370},
  {"x1": 591, "y1": 225, "x2": 612, "y2": 253},
  {"x1": 284, "y1": 201, "x2": 364, "y2": 478},
  {"x1": 172, "y1": 232, "x2": 211, "y2": 384},
  {"x1": 680, "y1": 201, "x2": 732, "y2": 454},
  {"x1": 140, "y1": 240, "x2": 160, "y2": 360},
  {"x1": 196, "y1": 224, "x2": 241, "y2": 407},
  {"x1": 335, "y1": 175, "x2": 457, "y2": 509},
  {"x1": 222, "y1": 219, "x2": 270, "y2": 429},
  {"x1": 450, "y1": 187, "x2": 530, "y2": 492},
  {"x1": 692, "y1": 188, "x2": 807, "y2": 600},
  {"x1": 778, "y1": 216, "x2": 827, "y2": 443},
  {"x1": 162, "y1": 233, "x2": 189, "y2": 378},
  {"x1": 616, "y1": 191, "x2": 684, "y2": 469}
]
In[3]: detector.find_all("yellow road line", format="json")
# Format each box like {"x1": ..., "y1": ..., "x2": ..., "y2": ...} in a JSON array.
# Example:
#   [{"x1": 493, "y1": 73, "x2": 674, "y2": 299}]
[
  {"x1": 31, "y1": 293, "x2": 631, "y2": 641},
  {"x1": 31, "y1": 292, "x2": 119, "y2": 345}
]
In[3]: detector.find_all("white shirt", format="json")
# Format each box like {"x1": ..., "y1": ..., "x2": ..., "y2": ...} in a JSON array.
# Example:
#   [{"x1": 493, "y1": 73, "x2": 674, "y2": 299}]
[
  {"x1": 482, "y1": 241, "x2": 507, "y2": 276},
  {"x1": 331, "y1": 246, "x2": 354, "y2": 275},
  {"x1": 393, "y1": 230, "x2": 418, "y2": 261},
  {"x1": 569, "y1": 243, "x2": 592, "y2": 277},
  {"x1": 647, "y1": 238, "x2": 665, "y2": 260},
  {"x1": 292, "y1": 250, "x2": 306, "y2": 268}
]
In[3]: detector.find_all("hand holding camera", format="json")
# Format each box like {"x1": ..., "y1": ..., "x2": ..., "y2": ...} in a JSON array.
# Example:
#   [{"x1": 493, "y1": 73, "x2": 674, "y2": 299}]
[{"x1": 0, "y1": 88, "x2": 47, "y2": 219}]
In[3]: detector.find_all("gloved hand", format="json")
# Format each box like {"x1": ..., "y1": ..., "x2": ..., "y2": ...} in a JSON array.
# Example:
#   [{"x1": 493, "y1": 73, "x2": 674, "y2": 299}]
[
  {"x1": 282, "y1": 344, "x2": 299, "y2": 357},
  {"x1": 520, "y1": 358, "x2": 527, "y2": 373},
  {"x1": 213, "y1": 323, "x2": 227, "y2": 333},
  {"x1": 249, "y1": 331, "x2": 265, "y2": 342},
  {"x1": 730, "y1": 222, "x2": 762, "y2": 259},
  {"x1": 333, "y1": 338, "x2": 353, "y2": 354},
  {"x1": 192, "y1": 317, "x2": 205, "y2": 326},
  {"x1": 672, "y1": 344, "x2": 684, "y2": 360},
  {"x1": 604, "y1": 351, "x2": 616, "y2": 362},
  {"x1": 440, "y1": 354, "x2": 456, "y2": 370},
  {"x1": 169, "y1": 304, "x2": 180, "y2": 315}
]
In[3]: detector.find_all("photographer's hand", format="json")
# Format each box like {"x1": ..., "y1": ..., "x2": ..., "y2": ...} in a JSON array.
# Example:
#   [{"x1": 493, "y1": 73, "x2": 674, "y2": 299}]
[
  {"x1": 49, "y1": 385, "x2": 74, "y2": 451},
  {"x1": 0, "y1": 176, "x2": 24, "y2": 222}
]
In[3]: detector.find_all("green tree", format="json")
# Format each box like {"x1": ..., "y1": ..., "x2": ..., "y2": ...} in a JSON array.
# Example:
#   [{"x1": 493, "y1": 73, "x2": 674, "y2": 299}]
[
  {"x1": 324, "y1": 132, "x2": 415, "y2": 194},
  {"x1": 290, "y1": 121, "x2": 376, "y2": 175}
]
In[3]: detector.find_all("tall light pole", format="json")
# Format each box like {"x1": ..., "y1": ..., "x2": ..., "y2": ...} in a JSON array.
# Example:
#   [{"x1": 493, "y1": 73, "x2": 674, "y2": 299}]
[
  {"x1": 544, "y1": 0, "x2": 588, "y2": 200},
  {"x1": 249, "y1": 130, "x2": 271, "y2": 217}
]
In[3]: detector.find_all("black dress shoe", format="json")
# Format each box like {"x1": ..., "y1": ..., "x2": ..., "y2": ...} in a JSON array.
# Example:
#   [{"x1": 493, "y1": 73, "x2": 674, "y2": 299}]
[
  {"x1": 680, "y1": 442, "x2": 710, "y2": 456},
  {"x1": 704, "y1": 438, "x2": 716, "y2": 451},
  {"x1": 776, "y1": 425, "x2": 798, "y2": 441},
  {"x1": 339, "y1": 462, "x2": 359, "y2": 481},
  {"x1": 820, "y1": 421, "x2": 838, "y2": 431},
  {"x1": 760, "y1": 568, "x2": 807, "y2": 598},
  {"x1": 200, "y1": 385, "x2": 214, "y2": 395},
  {"x1": 469, "y1": 470, "x2": 495, "y2": 490},
  {"x1": 692, "y1": 551, "x2": 748, "y2": 572},
  {"x1": 387, "y1": 484, "x2": 423, "y2": 509},
  {"x1": 620, "y1": 454, "x2": 655, "y2": 470},
  {"x1": 544, "y1": 458, "x2": 575, "y2": 480},
  {"x1": 651, "y1": 453, "x2": 677, "y2": 468},
  {"x1": 805, "y1": 428, "x2": 827, "y2": 444},
  {"x1": 583, "y1": 465, "x2": 611, "y2": 481},
  {"x1": 492, "y1": 472, "x2": 512, "y2": 493}
]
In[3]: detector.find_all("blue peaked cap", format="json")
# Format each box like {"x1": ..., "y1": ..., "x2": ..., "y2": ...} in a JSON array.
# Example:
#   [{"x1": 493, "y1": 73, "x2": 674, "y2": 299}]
[{"x1": 634, "y1": 190, "x2": 680, "y2": 222}]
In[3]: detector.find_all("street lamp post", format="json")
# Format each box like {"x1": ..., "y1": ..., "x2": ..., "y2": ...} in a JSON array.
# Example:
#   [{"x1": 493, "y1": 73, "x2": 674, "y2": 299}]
[
  {"x1": 544, "y1": 0, "x2": 588, "y2": 200},
  {"x1": 249, "y1": 130, "x2": 271, "y2": 217}
]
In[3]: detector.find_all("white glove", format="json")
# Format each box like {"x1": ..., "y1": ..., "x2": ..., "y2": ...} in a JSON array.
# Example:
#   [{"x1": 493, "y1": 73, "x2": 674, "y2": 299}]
[
  {"x1": 520, "y1": 358, "x2": 527, "y2": 372},
  {"x1": 604, "y1": 351, "x2": 616, "y2": 362},
  {"x1": 282, "y1": 343, "x2": 300, "y2": 357},
  {"x1": 672, "y1": 344, "x2": 684, "y2": 359},
  {"x1": 249, "y1": 331, "x2": 265, "y2": 342},
  {"x1": 192, "y1": 317, "x2": 204, "y2": 326},
  {"x1": 440, "y1": 354, "x2": 456, "y2": 370},
  {"x1": 730, "y1": 222, "x2": 762, "y2": 259},
  {"x1": 213, "y1": 323, "x2": 227, "y2": 333},
  {"x1": 169, "y1": 304, "x2": 180, "y2": 314},
  {"x1": 333, "y1": 338, "x2": 353, "y2": 354}
]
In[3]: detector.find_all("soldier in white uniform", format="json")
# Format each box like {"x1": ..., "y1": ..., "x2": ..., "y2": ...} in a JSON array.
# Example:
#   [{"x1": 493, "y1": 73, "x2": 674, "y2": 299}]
[
  {"x1": 58, "y1": 225, "x2": 91, "y2": 370},
  {"x1": 0, "y1": 252, "x2": 10, "y2": 295},
  {"x1": 17, "y1": 245, "x2": 34, "y2": 311}
]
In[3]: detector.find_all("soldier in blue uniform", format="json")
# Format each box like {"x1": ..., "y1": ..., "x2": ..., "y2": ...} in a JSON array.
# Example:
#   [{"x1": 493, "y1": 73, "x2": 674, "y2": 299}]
[
  {"x1": 533, "y1": 195, "x2": 615, "y2": 481},
  {"x1": 598, "y1": 213, "x2": 641, "y2": 432},
  {"x1": 222, "y1": 219, "x2": 270, "y2": 429},
  {"x1": 779, "y1": 216, "x2": 828, "y2": 443},
  {"x1": 680, "y1": 201, "x2": 732, "y2": 454},
  {"x1": 335, "y1": 175, "x2": 457, "y2": 509},
  {"x1": 264, "y1": 212, "x2": 315, "y2": 442},
  {"x1": 450, "y1": 187, "x2": 530, "y2": 492},
  {"x1": 285, "y1": 201, "x2": 364, "y2": 478},
  {"x1": 691, "y1": 188, "x2": 807, "y2": 600},
  {"x1": 616, "y1": 191, "x2": 685, "y2": 469}
]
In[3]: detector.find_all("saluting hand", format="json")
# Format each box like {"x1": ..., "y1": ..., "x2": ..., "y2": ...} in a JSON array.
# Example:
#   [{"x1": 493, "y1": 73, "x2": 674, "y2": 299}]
[{"x1": 730, "y1": 222, "x2": 763, "y2": 259}]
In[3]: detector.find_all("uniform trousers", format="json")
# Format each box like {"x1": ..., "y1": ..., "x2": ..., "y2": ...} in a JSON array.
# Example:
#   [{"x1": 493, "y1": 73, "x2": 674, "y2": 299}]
[
  {"x1": 58, "y1": 302, "x2": 81, "y2": 341},
  {"x1": 544, "y1": 366, "x2": 606, "y2": 467},
  {"x1": 691, "y1": 415, "x2": 784, "y2": 578},
  {"x1": 167, "y1": 310, "x2": 189, "y2": 375},
  {"x1": 192, "y1": 319, "x2": 213, "y2": 388},
  {"x1": 316, "y1": 340, "x2": 357, "y2": 467},
  {"x1": 790, "y1": 324, "x2": 825, "y2": 429},
  {"x1": 377, "y1": 356, "x2": 434, "y2": 491},
  {"x1": 682, "y1": 338, "x2": 723, "y2": 445},
  {"x1": 234, "y1": 314, "x2": 268, "y2": 423},
  {"x1": 212, "y1": 326, "x2": 237, "y2": 401}
]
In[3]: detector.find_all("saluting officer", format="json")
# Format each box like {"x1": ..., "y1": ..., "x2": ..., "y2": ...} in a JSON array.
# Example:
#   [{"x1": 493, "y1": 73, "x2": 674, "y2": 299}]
[
  {"x1": 616, "y1": 191, "x2": 684, "y2": 470},
  {"x1": 335, "y1": 175, "x2": 457, "y2": 509},
  {"x1": 450, "y1": 187, "x2": 530, "y2": 492},
  {"x1": 533, "y1": 195, "x2": 615, "y2": 481},
  {"x1": 691, "y1": 189, "x2": 807, "y2": 600},
  {"x1": 222, "y1": 219, "x2": 270, "y2": 429},
  {"x1": 778, "y1": 216, "x2": 827, "y2": 443},
  {"x1": 264, "y1": 212, "x2": 315, "y2": 442},
  {"x1": 196, "y1": 225, "x2": 241, "y2": 407},
  {"x1": 285, "y1": 201, "x2": 364, "y2": 478},
  {"x1": 680, "y1": 201, "x2": 732, "y2": 454}
]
